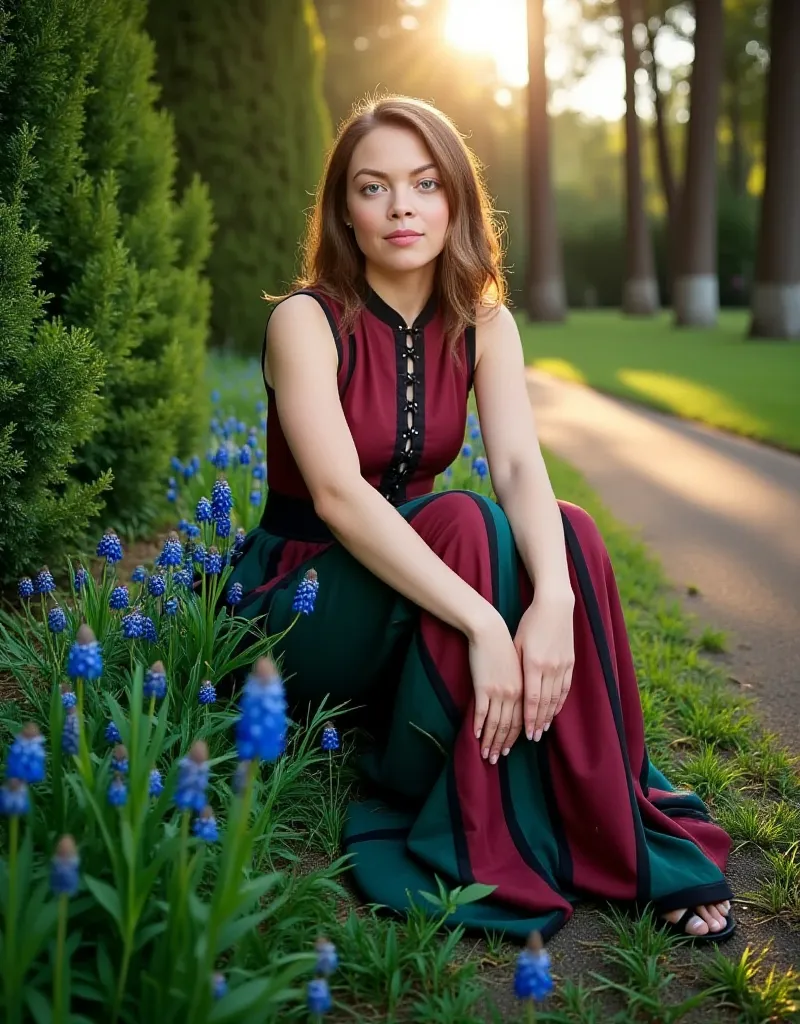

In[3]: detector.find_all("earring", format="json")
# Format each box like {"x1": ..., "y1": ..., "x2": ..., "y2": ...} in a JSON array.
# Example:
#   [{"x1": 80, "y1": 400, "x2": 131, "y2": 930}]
[{"x1": 345, "y1": 221, "x2": 352, "y2": 228}]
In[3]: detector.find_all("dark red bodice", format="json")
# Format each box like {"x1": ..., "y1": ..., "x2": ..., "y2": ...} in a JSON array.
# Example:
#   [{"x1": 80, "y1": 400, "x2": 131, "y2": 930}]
[{"x1": 261, "y1": 287, "x2": 475, "y2": 536}]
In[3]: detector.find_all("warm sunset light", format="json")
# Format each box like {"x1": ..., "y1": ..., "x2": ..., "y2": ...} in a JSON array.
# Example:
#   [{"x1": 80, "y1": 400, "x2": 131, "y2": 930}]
[{"x1": 444, "y1": 0, "x2": 529, "y2": 88}]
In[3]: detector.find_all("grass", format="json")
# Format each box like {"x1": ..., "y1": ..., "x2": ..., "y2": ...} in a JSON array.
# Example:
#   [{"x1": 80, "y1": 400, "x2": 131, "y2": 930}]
[
  {"x1": 185, "y1": 355, "x2": 800, "y2": 1021},
  {"x1": 518, "y1": 310, "x2": 800, "y2": 453}
]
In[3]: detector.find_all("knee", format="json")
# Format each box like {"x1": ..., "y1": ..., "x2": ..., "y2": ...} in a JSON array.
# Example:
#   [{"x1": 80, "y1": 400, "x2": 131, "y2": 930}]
[{"x1": 557, "y1": 501, "x2": 605, "y2": 551}]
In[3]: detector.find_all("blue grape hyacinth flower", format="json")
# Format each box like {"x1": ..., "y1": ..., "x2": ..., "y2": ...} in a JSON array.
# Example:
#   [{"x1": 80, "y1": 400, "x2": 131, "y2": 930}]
[
  {"x1": 149, "y1": 768, "x2": 164, "y2": 798},
  {"x1": 105, "y1": 721, "x2": 122, "y2": 744},
  {"x1": 213, "y1": 446, "x2": 229, "y2": 470},
  {"x1": 160, "y1": 531, "x2": 183, "y2": 568},
  {"x1": 315, "y1": 937, "x2": 339, "y2": 976},
  {"x1": 470, "y1": 426, "x2": 481, "y2": 441},
  {"x1": 321, "y1": 722, "x2": 340, "y2": 753},
  {"x1": 461, "y1": 443, "x2": 472, "y2": 459},
  {"x1": 175, "y1": 741, "x2": 210, "y2": 813},
  {"x1": 212, "y1": 973, "x2": 227, "y2": 1000},
  {"x1": 252, "y1": 463, "x2": 266, "y2": 481},
  {"x1": 211, "y1": 479, "x2": 233, "y2": 521},
  {"x1": 34, "y1": 567, "x2": 56, "y2": 594},
  {"x1": 66, "y1": 624, "x2": 103, "y2": 680},
  {"x1": 147, "y1": 574, "x2": 166, "y2": 598},
  {"x1": 192, "y1": 805, "x2": 219, "y2": 843},
  {"x1": 73, "y1": 567, "x2": 89, "y2": 593},
  {"x1": 107, "y1": 773, "x2": 128, "y2": 807},
  {"x1": 7, "y1": 723, "x2": 46, "y2": 784},
  {"x1": 238, "y1": 445, "x2": 251, "y2": 466},
  {"x1": 204, "y1": 547, "x2": 223, "y2": 575},
  {"x1": 514, "y1": 932, "x2": 554, "y2": 1003},
  {"x1": 50, "y1": 835, "x2": 80, "y2": 897},
  {"x1": 226, "y1": 582, "x2": 243, "y2": 606},
  {"x1": 62, "y1": 709, "x2": 80, "y2": 755},
  {"x1": 60, "y1": 684, "x2": 77, "y2": 709},
  {"x1": 292, "y1": 568, "x2": 319, "y2": 615},
  {"x1": 173, "y1": 566, "x2": 194, "y2": 588},
  {"x1": 249, "y1": 489, "x2": 262, "y2": 506},
  {"x1": 121, "y1": 610, "x2": 145, "y2": 640},
  {"x1": 166, "y1": 487, "x2": 177, "y2": 503},
  {"x1": 165, "y1": 596, "x2": 179, "y2": 616},
  {"x1": 473, "y1": 456, "x2": 488, "y2": 480},
  {"x1": 0, "y1": 779, "x2": 30, "y2": 817},
  {"x1": 198, "y1": 680, "x2": 216, "y2": 705},
  {"x1": 196, "y1": 497, "x2": 213, "y2": 523},
  {"x1": 111, "y1": 745, "x2": 129, "y2": 774},
  {"x1": 109, "y1": 585, "x2": 129, "y2": 610},
  {"x1": 307, "y1": 978, "x2": 332, "y2": 1016},
  {"x1": 216, "y1": 516, "x2": 231, "y2": 539},
  {"x1": 143, "y1": 660, "x2": 167, "y2": 701},
  {"x1": 192, "y1": 543, "x2": 207, "y2": 565},
  {"x1": 141, "y1": 615, "x2": 158, "y2": 643},
  {"x1": 18, "y1": 577, "x2": 34, "y2": 600},
  {"x1": 131, "y1": 565, "x2": 147, "y2": 583},
  {"x1": 96, "y1": 529, "x2": 123, "y2": 564},
  {"x1": 235, "y1": 657, "x2": 287, "y2": 763},
  {"x1": 233, "y1": 527, "x2": 246, "y2": 552},
  {"x1": 48, "y1": 607, "x2": 67, "y2": 633}
]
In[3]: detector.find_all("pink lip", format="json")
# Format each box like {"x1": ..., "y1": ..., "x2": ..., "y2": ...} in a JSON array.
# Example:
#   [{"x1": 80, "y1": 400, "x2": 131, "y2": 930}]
[{"x1": 385, "y1": 231, "x2": 423, "y2": 247}]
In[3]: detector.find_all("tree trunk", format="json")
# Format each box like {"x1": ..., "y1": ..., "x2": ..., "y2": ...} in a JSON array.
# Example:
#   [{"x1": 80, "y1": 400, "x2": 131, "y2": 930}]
[
  {"x1": 727, "y1": 76, "x2": 746, "y2": 196},
  {"x1": 749, "y1": 0, "x2": 800, "y2": 339},
  {"x1": 525, "y1": 0, "x2": 566, "y2": 321},
  {"x1": 646, "y1": 20, "x2": 678, "y2": 294},
  {"x1": 620, "y1": 0, "x2": 659, "y2": 315},
  {"x1": 673, "y1": 0, "x2": 724, "y2": 327}
]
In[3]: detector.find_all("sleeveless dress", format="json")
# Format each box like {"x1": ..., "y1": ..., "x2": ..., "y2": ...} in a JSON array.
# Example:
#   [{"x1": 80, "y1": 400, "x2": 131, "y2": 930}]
[{"x1": 226, "y1": 285, "x2": 733, "y2": 940}]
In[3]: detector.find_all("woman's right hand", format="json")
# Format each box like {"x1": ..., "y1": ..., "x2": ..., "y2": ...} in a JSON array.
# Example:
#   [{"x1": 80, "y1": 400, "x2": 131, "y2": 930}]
[{"x1": 469, "y1": 610, "x2": 524, "y2": 764}]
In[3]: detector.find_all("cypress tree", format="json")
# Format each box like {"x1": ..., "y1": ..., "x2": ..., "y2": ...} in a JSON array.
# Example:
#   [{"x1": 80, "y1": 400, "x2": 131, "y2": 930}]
[
  {"x1": 147, "y1": 0, "x2": 332, "y2": 352},
  {"x1": 0, "y1": 0, "x2": 213, "y2": 571}
]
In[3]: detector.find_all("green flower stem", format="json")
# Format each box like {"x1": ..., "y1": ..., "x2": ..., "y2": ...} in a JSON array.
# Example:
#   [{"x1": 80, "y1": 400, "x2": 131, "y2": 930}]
[
  {"x1": 148, "y1": 695, "x2": 156, "y2": 722},
  {"x1": 75, "y1": 678, "x2": 92, "y2": 785},
  {"x1": 53, "y1": 895, "x2": 68, "y2": 1024},
  {"x1": 526, "y1": 1003, "x2": 536, "y2": 1023},
  {"x1": 4, "y1": 816, "x2": 20, "y2": 1021}
]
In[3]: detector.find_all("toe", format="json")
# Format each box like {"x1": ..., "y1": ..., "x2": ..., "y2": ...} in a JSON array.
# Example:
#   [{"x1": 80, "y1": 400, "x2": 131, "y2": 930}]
[
  {"x1": 697, "y1": 906, "x2": 722, "y2": 931},
  {"x1": 686, "y1": 914, "x2": 709, "y2": 935}
]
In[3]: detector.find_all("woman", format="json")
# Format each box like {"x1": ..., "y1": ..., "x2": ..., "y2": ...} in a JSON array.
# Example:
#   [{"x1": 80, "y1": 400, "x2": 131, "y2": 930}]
[{"x1": 228, "y1": 96, "x2": 734, "y2": 942}]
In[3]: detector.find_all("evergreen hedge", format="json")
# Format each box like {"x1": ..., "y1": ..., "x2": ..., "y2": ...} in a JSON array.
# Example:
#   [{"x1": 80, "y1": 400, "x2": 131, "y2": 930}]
[
  {"x1": 146, "y1": 0, "x2": 332, "y2": 353},
  {"x1": 0, "y1": 0, "x2": 214, "y2": 582}
]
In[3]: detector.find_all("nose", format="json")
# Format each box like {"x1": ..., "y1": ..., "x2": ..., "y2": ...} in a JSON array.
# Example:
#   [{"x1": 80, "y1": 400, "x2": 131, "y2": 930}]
[{"x1": 388, "y1": 186, "x2": 415, "y2": 220}]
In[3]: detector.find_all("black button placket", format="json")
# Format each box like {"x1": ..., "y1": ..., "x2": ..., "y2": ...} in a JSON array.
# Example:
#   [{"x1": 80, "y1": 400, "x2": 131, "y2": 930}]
[{"x1": 381, "y1": 322, "x2": 425, "y2": 505}]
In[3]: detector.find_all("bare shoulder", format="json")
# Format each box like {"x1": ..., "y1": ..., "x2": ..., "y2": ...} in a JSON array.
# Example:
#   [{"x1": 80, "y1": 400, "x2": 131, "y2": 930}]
[
  {"x1": 267, "y1": 291, "x2": 331, "y2": 340},
  {"x1": 264, "y1": 292, "x2": 337, "y2": 385},
  {"x1": 474, "y1": 302, "x2": 520, "y2": 359}
]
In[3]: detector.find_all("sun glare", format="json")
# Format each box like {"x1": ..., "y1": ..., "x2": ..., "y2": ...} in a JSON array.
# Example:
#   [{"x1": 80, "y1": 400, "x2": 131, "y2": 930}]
[{"x1": 444, "y1": 0, "x2": 529, "y2": 88}]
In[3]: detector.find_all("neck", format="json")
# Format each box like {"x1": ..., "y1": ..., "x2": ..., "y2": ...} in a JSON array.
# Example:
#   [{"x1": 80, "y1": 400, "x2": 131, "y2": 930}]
[{"x1": 364, "y1": 262, "x2": 436, "y2": 327}]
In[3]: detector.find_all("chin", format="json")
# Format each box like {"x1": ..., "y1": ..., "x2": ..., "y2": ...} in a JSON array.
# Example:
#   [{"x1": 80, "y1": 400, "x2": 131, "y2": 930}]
[{"x1": 374, "y1": 246, "x2": 439, "y2": 275}]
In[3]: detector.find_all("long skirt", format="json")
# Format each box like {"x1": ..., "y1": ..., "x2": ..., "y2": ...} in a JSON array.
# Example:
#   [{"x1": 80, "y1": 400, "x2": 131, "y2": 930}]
[{"x1": 226, "y1": 490, "x2": 733, "y2": 940}]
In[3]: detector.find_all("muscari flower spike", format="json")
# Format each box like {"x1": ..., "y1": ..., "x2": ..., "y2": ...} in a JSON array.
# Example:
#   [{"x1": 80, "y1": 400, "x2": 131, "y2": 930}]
[
  {"x1": 216, "y1": 516, "x2": 231, "y2": 539},
  {"x1": 473, "y1": 456, "x2": 488, "y2": 480},
  {"x1": 111, "y1": 744, "x2": 129, "y2": 774},
  {"x1": 233, "y1": 527, "x2": 246, "y2": 552},
  {"x1": 173, "y1": 567, "x2": 194, "y2": 588},
  {"x1": 292, "y1": 568, "x2": 319, "y2": 616},
  {"x1": 109, "y1": 585, "x2": 129, "y2": 610},
  {"x1": 7, "y1": 722, "x2": 46, "y2": 784},
  {"x1": 96, "y1": 529, "x2": 123, "y2": 565},
  {"x1": 213, "y1": 446, "x2": 229, "y2": 470},
  {"x1": 307, "y1": 978, "x2": 332, "y2": 1016},
  {"x1": 34, "y1": 567, "x2": 56, "y2": 594},
  {"x1": 175, "y1": 740, "x2": 210, "y2": 813},
  {"x1": 131, "y1": 565, "x2": 147, "y2": 583},
  {"x1": 0, "y1": 779, "x2": 30, "y2": 817},
  {"x1": 238, "y1": 445, "x2": 251, "y2": 466},
  {"x1": 105, "y1": 720, "x2": 122, "y2": 744},
  {"x1": 165, "y1": 596, "x2": 179, "y2": 616},
  {"x1": 198, "y1": 680, "x2": 216, "y2": 705},
  {"x1": 204, "y1": 547, "x2": 223, "y2": 576},
  {"x1": 196, "y1": 497, "x2": 213, "y2": 523},
  {"x1": 148, "y1": 574, "x2": 166, "y2": 598},
  {"x1": 211, "y1": 479, "x2": 233, "y2": 520},
  {"x1": 66, "y1": 624, "x2": 103, "y2": 681},
  {"x1": 141, "y1": 615, "x2": 158, "y2": 643},
  {"x1": 166, "y1": 488, "x2": 177, "y2": 502},
  {"x1": 160, "y1": 531, "x2": 183, "y2": 568},
  {"x1": 470, "y1": 425, "x2": 481, "y2": 441},
  {"x1": 144, "y1": 660, "x2": 167, "y2": 701},
  {"x1": 149, "y1": 768, "x2": 164, "y2": 797},
  {"x1": 62, "y1": 709, "x2": 80, "y2": 756},
  {"x1": 48, "y1": 607, "x2": 67, "y2": 634},
  {"x1": 212, "y1": 972, "x2": 227, "y2": 1000},
  {"x1": 121, "y1": 609, "x2": 145, "y2": 640},
  {"x1": 321, "y1": 722, "x2": 340, "y2": 753},
  {"x1": 61, "y1": 684, "x2": 77, "y2": 710},
  {"x1": 226, "y1": 582, "x2": 243, "y2": 606},
  {"x1": 73, "y1": 567, "x2": 89, "y2": 592},
  {"x1": 514, "y1": 931, "x2": 554, "y2": 1003},
  {"x1": 107, "y1": 773, "x2": 128, "y2": 807},
  {"x1": 50, "y1": 834, "x2": 80, "y2": 898},
  {"x1": 252, "y1": 463, "x2": 266, "y2": 481},
  {"x1": 249, "y1": 490, "x2": 261, "y2": 507},
  {"x1": 192, "y1": 544, "x2": 207, "y2": 565},
  {"x1": 18, "y1": 577, "x2": 34, "y2": 600},
  {"x1": 192, "y1": 805, "x2": 219, "y2": 843},
  {"x1": 235, "y1": 657, "x2": 287, "y2": 763},
  {"x1": 315, "y1": 936, "x2": 339, "y2": 976},
  {"x1": 461, "y1": 443, "x2": 473, "y2": 459}
]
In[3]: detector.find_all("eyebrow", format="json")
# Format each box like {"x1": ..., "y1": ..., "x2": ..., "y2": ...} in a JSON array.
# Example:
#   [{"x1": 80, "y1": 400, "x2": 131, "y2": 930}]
[{"x1": 352, "y1": 162, "x2": 437, "y2": 180}]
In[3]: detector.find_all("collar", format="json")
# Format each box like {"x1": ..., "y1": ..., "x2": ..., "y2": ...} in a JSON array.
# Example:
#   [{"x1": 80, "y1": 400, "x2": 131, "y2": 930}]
[{"x1": 364, "y1": 284, "x2": 438, "y2": 331}]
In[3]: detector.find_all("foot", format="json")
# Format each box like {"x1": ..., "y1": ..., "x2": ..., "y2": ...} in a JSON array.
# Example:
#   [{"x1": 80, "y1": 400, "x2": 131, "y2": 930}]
[{"x1": 663, "y1": 900, "x2": 731, "y2": 936}]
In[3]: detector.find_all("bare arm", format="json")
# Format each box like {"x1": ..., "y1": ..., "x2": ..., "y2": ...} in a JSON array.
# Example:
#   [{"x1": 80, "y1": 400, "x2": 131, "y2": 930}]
[
  {"x1": 473, "y1": 304, "x2": 572, "y2": 601},
  {"x1": 265, "y1": 294, "x2": 499, "y2": 641}
]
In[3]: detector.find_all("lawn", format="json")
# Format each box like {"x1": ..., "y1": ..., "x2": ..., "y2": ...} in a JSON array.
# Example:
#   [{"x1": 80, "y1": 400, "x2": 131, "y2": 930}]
[{"x1": 518, "y1": 310, "x2": 800, "y2": 453}]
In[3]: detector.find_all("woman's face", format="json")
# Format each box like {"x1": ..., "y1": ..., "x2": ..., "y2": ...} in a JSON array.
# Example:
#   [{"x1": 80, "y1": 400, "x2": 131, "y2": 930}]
[{"x1": 345, "y1": 125, "x2": 450, "y2": 276}]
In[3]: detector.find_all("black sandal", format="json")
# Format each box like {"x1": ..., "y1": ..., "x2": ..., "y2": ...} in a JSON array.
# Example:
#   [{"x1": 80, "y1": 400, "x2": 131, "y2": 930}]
[{"x1": 659, "y1": 908, "x2": 736, "y2": 943}]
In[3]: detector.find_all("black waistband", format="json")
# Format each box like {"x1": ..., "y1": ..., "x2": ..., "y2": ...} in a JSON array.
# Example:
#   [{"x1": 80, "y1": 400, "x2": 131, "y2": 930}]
[{"x1": 260, "y1": 491, "x2": 334, "y2": 543}]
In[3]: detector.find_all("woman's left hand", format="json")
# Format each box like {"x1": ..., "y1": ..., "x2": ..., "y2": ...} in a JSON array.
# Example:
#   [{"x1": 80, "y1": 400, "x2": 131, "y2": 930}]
[{"x1": 513, "y1": 590, "x2": 576, "y2": 742}]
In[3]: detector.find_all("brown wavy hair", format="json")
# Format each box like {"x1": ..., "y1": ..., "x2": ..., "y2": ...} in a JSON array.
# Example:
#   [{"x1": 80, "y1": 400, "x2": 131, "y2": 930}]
[{"x1": 268, "y1": 95, "x2": 506, "y2": 350}]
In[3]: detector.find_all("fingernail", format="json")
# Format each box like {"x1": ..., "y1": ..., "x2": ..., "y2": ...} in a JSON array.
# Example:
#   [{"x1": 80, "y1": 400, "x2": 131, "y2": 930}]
[
  {"x1": 526, "y1": 728, "x2": 533, "y2": 741},
  {"x1": 476, "y1": 728, "x2": 482, "y2": 740},
  {"x1": 534, "y1": 729, "x2": 543, "y2": 743},
  {"x1": 490, "y1": 753, "x2": 498, "y2": 765},
  {"x1": 482, "y1": 748, "x2": 489, "y2": 759},
  {"x1": 544, "y1": 722, "x2": 551, "y2": 732},
  {"x1": 502, "y1": 747, "x2": 510, "y2": 757}
]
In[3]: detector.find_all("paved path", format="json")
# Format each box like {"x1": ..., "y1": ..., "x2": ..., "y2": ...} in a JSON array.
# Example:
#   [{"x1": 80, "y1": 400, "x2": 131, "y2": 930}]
[{"x1": 527, "y1": 369, "x2": 800, "y2": 748}]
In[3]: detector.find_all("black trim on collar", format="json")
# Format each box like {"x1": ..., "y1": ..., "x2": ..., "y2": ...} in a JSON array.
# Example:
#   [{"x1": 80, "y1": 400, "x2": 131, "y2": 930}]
[{"x1": 365, "y1": 285, "x2": 438, "y2": 330}]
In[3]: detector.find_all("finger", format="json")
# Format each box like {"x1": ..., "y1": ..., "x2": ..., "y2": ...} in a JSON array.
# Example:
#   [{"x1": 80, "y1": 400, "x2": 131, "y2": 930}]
[
  {"x1": 473, "y1": 691, "x2": 490, "y2": 743},
  {"x1": 503, "y1": 701, "x2": 524, "y2": 756},
  {"x1": 481, "y1": 700, "x2": 502, "y2": 761},
  {"x1": 523, "y1": 666, "x2": 542, "y2": 740},
  {"x1": 545, "y1": 668, "x2": 568, "y2": 730},
  {"x1": 490, "y1": 701, "x2": 515, "y2": 764},
  {"x1": 553, "y1": 664, "x2": 574, "y2": 720},
  {"x1": 534, "y1": 670, "x2": 554, "y2": 738}
]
